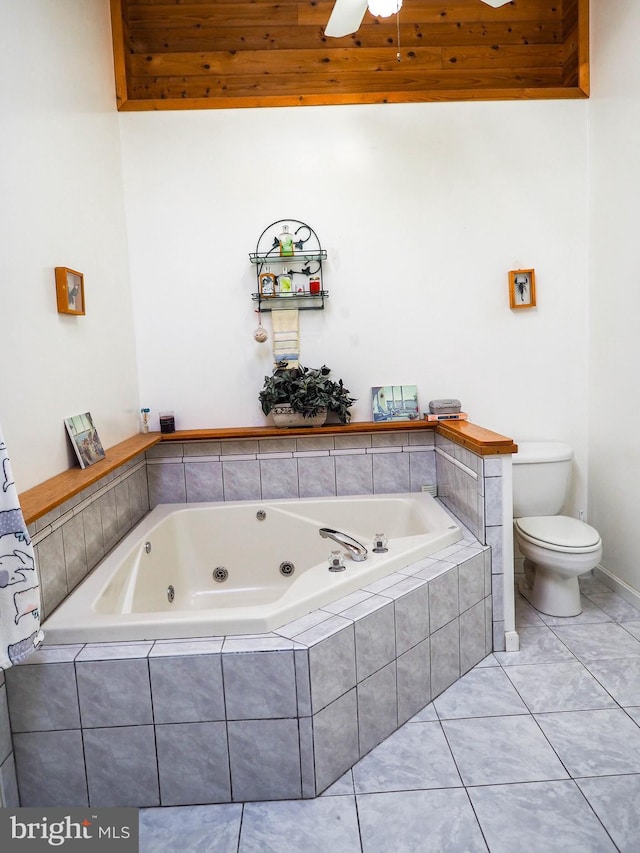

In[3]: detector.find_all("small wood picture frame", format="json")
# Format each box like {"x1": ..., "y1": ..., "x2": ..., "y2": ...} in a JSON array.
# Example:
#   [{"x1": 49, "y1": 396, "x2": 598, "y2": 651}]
[
  {"x1": 509, "y1": 269, "x2": 536, "y2": 309},
  {"x1": 55, "y1": 267, "x2": 85, "y2": 315}
]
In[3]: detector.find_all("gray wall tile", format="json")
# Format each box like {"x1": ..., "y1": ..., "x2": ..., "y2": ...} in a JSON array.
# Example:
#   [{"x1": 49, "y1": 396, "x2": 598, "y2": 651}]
[
  {"x1": 335, "y1": 455, "x2": 373, "y2": 496},
  {"x1": 77, "y1": 659, "x2": 153, "y2": 727},
  {"x1": 62, "y1": 513, "x2": 88, "y2": 592},
  {"x1": 395, "y1": 583, "x2": 430, "y2": 656},
  {"x1": 147, "y1": 461, "x2": 186, "y2": 507},
  {"x1": 431, "y1": 618, "x2": 461, "y2": 699},
  {"x1": 0, "y1": 753, "x2": 19, "y2": 808},
  {"x1": 308, "y1": 626, "x2": 356, "y2": 713},
  {"x1": 409, "y1": 449, "x2": 436, "y2": 492},
  {"x1": 81, "y1": 499, "x2": 105, "y2": 571},
  {"x1": 6, "y1": 663, "x2": 80, "y2": 732},
  {"x1": 185, "y1": 461, "x2": 224, "y2": 503},
  {"x1": 223, "y1": 651, "x2": 297, "y2": 720},
  {"x1": 222, "y1": 460, "x2": 261, "y2": 501},
  {"x1": 150, "y1": 653, "x2": 225, "y2": 723},
  {"x1": 259, "y1": 458, "x2": 299, "y2": 499},
  {"x1": 460, "y1": 600, "x2": 488, "y2": 674},
  {"x1": 373, "y1": 452, "x2": 410, "y2": 494},
  {"x1": 313, "y1": 689, "x2": 359, "y2": 794},
  {"x1": 354, "y1": 603, "x2": 396, "y2": 682},
  {"x1": 298, "y1": 456, "x2": 336, "y2": 498},
  {"x1": 84, "y1": 725, "x2": 159, "y2": 807},
  {"x1": 397, "y1": 638, "x2": 431, "y2": 725},
  {"x1": 357, "y1": 662, "x2": 398, "y2": 757},
  {"x1": 458, "y1": 553, "x2": 486, "y2": 613},
  {"x1": 35, "y1": 528, "x2": 67, "y2": 619},
  {"x1": 429, "y1": 567, "x2": 459, "y2": 633},
  {"x1": 228, "y1": 718, "x2": 301, "y2": 801},
  {"x1": 156, "y1": 721, "x2": 230, "y2": 805},
  {"x1": 14, "y1": 730, "x2": 88, "y2": 806}
]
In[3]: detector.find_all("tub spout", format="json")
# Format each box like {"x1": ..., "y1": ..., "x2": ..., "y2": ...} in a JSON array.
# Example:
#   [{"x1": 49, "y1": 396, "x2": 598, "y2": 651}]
[{"x1": 319, "y1": 528, "x2": 368, "y2": 562}]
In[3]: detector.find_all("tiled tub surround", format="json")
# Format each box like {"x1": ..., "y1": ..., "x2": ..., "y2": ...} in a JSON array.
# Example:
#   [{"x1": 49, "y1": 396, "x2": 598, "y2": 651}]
[
  {"x1": 7, "y1": 528, "x2": 492, "y2": 808},
  {"x1": 6, "y1": 423, "x2": 512, "y2": 809},
  {"x1": 146, "y1": 429, "x2": 511, "y2": 652}
]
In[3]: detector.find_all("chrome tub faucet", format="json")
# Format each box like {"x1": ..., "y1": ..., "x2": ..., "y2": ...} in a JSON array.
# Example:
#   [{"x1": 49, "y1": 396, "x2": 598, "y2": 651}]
[{"x1": 319, "y1": 527, "x2": 368, "y2": 562}]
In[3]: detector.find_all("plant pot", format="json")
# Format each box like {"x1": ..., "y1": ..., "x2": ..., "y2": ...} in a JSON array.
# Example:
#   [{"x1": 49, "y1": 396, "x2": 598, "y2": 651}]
[{"x1": 271, "y1": 403, "x2": 327, "y2": 428}]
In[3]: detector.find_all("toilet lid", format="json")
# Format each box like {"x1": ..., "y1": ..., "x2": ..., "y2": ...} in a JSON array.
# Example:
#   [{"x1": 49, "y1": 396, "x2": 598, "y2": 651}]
[{"x1": 516, "y1": 516, "x2": 601, "y2": 550}]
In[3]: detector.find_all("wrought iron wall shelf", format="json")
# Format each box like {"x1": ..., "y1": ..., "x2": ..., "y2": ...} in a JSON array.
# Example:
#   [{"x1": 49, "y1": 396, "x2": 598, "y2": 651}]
[
  {"x1": 250, "y1": 291, "x2": 329, "y2": 312},
  {"x1": 250, "y1": 218, "x2": 328, "y2": 312}
]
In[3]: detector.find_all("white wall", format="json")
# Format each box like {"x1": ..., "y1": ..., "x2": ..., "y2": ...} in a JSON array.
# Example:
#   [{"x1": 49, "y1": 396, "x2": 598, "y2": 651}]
[
  {"x1": 0, "y1": 0, "x2": 594, "y2": 528},
  {"x1": 0, "y1": 0, "x2": 139, "y2": 491},
  {"x1": 588, "y1": 0, "x2": 640, "y2": 595},
  {"x1": 120, "y1": 100, "x2": 590, "y2": 512}
]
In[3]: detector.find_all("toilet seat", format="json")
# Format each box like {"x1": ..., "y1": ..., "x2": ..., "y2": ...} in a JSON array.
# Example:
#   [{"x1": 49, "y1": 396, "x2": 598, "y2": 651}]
[{"x1": 515, "y1": 515, "x2": 601, "y2": 554}]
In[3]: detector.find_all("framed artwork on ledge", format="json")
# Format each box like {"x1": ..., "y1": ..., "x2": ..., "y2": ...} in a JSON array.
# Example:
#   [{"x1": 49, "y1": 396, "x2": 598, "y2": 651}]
[
  {"x1": 64, "y1": 412, "x2": 105, "y2": 469},
  {"x1": 372, "y1": 385, "x2": 420, "y2": 422},
  {"x1": 55, "y1": 267, "x2": 85, "y2": 315},
  {"x1": 509, "y1": 269, "x2": 536, "y2": 309}
]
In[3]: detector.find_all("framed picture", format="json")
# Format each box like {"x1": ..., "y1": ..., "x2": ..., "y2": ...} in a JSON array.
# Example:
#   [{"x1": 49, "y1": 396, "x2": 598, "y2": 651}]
[
  {"x1": 372, "y1": 385, "x2": 419, "y2": 422},
  {"x1": 55, "y1": 267, "x2": 85, "y2": 315},
  {"x1": 509, "y1": 269, "x2": 536, "y2": 309},
  {"x1": 259, "y1": 271, "x2": 277, "y2": 297},
  {"x1": 64, "y1": 412, "x2": 105, "y2": 469}
]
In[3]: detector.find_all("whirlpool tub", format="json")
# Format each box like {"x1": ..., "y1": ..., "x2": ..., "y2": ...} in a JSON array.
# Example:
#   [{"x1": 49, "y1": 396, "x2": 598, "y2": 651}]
[{"x1": 42, "y1": 492, "x2": 462, "y2": 643}]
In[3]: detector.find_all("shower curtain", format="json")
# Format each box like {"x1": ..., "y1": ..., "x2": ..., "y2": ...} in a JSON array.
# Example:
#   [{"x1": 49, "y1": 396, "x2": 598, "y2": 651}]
[{"x1": 0, "y1": 425, "x2": 43, "y2": 668}]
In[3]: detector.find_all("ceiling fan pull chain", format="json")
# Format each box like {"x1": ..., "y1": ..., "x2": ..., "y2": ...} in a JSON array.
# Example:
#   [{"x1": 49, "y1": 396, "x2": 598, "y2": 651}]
[{"x1": 396, "y1": 5, "x2": 401, "y2": 62}]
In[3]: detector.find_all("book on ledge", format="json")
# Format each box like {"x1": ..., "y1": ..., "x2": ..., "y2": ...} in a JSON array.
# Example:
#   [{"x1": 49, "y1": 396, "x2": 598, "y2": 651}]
[{"x1": 424, "y1": 412, "x2": 469, "y2": 422}]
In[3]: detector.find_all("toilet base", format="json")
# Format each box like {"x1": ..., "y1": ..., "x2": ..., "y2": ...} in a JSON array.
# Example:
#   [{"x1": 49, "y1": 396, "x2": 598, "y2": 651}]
[{"x1": 518, "y1": 561, "x2": 583, "y2": 617}]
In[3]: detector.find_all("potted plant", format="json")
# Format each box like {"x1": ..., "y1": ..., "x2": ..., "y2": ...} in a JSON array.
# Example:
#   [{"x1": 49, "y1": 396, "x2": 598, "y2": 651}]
[{"x1": 259, "y1": 363, "x2": 356, "y2": 427}]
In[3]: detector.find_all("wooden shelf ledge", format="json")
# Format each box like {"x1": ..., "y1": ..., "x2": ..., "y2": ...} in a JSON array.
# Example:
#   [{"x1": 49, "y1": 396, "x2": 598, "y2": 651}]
[
  {"x1": 19, "y1": 420, "x2": 516, "y2": 526},
  {"x1": 19, "y1": 434, "x2": 160, "y2": 526}
]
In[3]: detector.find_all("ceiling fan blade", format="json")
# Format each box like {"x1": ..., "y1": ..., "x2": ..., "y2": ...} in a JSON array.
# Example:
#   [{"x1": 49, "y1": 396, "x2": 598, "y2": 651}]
[
  {"x1": 480, "y1": 1, "x2": 513, "y2": 6},
  {"x1": 325, "y1": 0, "x2": 369, "y2": 38}
]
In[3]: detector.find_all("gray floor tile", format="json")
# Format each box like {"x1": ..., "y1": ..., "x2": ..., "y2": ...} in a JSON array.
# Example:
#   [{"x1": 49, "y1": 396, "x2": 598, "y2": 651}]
[
  {"x1": 469, "y1": 780, "x2": 617, "y2": 853},
  {"x1": 358, "y1": 788, "x2": 487, "y2": 853},
  {"x1": 584, "y1": 657, "x2": 640, "y2": 706},
  {"x1": 551, "y1": 622, "x2": 640, "y2": 661},
  {"x1": 493, "y1": 626, "x2": 575, "y2": 666},
  {"x1": 504, "y1": 661, "x2": 617, "y2": 713},
  {"x1": 408, "y1": 701, "x2": 438, "y2": 722},
  {"x1": 585, "y1": 592, "x2": 640, "y2": 622},
  {"x1": 320, "y1": 769, "x2": 354, "y2": 797},
  {"x1": 537, "y1": 595, "x2": 612, "y2": 626},
  {"x1": 239, "y1": 797, "x2": 361, "y2": 853},
  {"x1": 515, "y1": 596, "x2": 545, "y2": 627},
  {"x1": 442, "y1": 715, "x2": 569, "y2": 786},
  {"x1": 535, "y1": 708, "x2": 640, "y2": 777},
  {"x1": 625, "y1": 706, "x2": 640, "y2": 725},
  {"x1": 577, "y1": 774, "x2": 640, "y2": 853},
  {"x1": 433, "y1": 666, "x2": 529, "y2": 719},
  {"x1": 352, "y1": 721, "x2": 461, "y2": 793},
  {"x1": 622, "y1": 620, "x2": 640, "y2": 641},
  {"x1": 139, "y1": 803, "x2": 242, "y2": 853}
]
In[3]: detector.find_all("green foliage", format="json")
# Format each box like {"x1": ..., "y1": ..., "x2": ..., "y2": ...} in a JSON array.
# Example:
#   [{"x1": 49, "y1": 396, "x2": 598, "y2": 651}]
[{"x1": 259, "y1": 363, "x2": 356, "y2": 423}]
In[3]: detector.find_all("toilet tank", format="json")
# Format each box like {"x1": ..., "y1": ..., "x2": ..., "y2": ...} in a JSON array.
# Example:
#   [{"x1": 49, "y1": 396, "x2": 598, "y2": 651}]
[{"x1": 512, "y1": 441, "x2": 573, "y2": 518}]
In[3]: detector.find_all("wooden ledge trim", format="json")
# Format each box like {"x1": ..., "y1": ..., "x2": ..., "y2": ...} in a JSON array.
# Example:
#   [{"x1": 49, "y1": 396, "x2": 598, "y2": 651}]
[
  {"x1": 18, "y1": 420, "x2": 516, "y2": 526},
  {"x1": 19, "y1": 434, "x2": 160, "y2": 526}
]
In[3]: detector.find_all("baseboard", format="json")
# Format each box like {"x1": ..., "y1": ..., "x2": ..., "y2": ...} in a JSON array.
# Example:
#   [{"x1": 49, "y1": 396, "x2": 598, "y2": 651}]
[{"x1": 593, "y1": 564, "x2": 640, "y2": 611}]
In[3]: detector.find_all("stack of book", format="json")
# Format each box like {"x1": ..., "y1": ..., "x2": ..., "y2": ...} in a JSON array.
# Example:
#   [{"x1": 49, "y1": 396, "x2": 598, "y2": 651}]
[{"x1": 424, "y1": 412, "x2": 469, "y2": 422}]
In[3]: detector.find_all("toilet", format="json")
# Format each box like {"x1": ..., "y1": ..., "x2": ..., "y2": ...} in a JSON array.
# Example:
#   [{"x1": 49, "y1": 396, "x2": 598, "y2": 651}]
[{"x1": 512, "y1": 442, "x2": 603, "y2": 617}]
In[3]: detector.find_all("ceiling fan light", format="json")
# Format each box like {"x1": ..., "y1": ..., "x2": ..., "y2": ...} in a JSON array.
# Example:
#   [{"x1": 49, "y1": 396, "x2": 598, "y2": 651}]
[{"x1": 368, "y1": 0, "x2": 403, "y2": 18}]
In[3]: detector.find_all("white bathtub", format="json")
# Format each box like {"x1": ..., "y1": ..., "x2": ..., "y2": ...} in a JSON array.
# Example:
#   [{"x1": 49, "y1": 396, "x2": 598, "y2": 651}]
[{"x1": 42, "y1": 493, "x2": 462, "y2": 643}]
